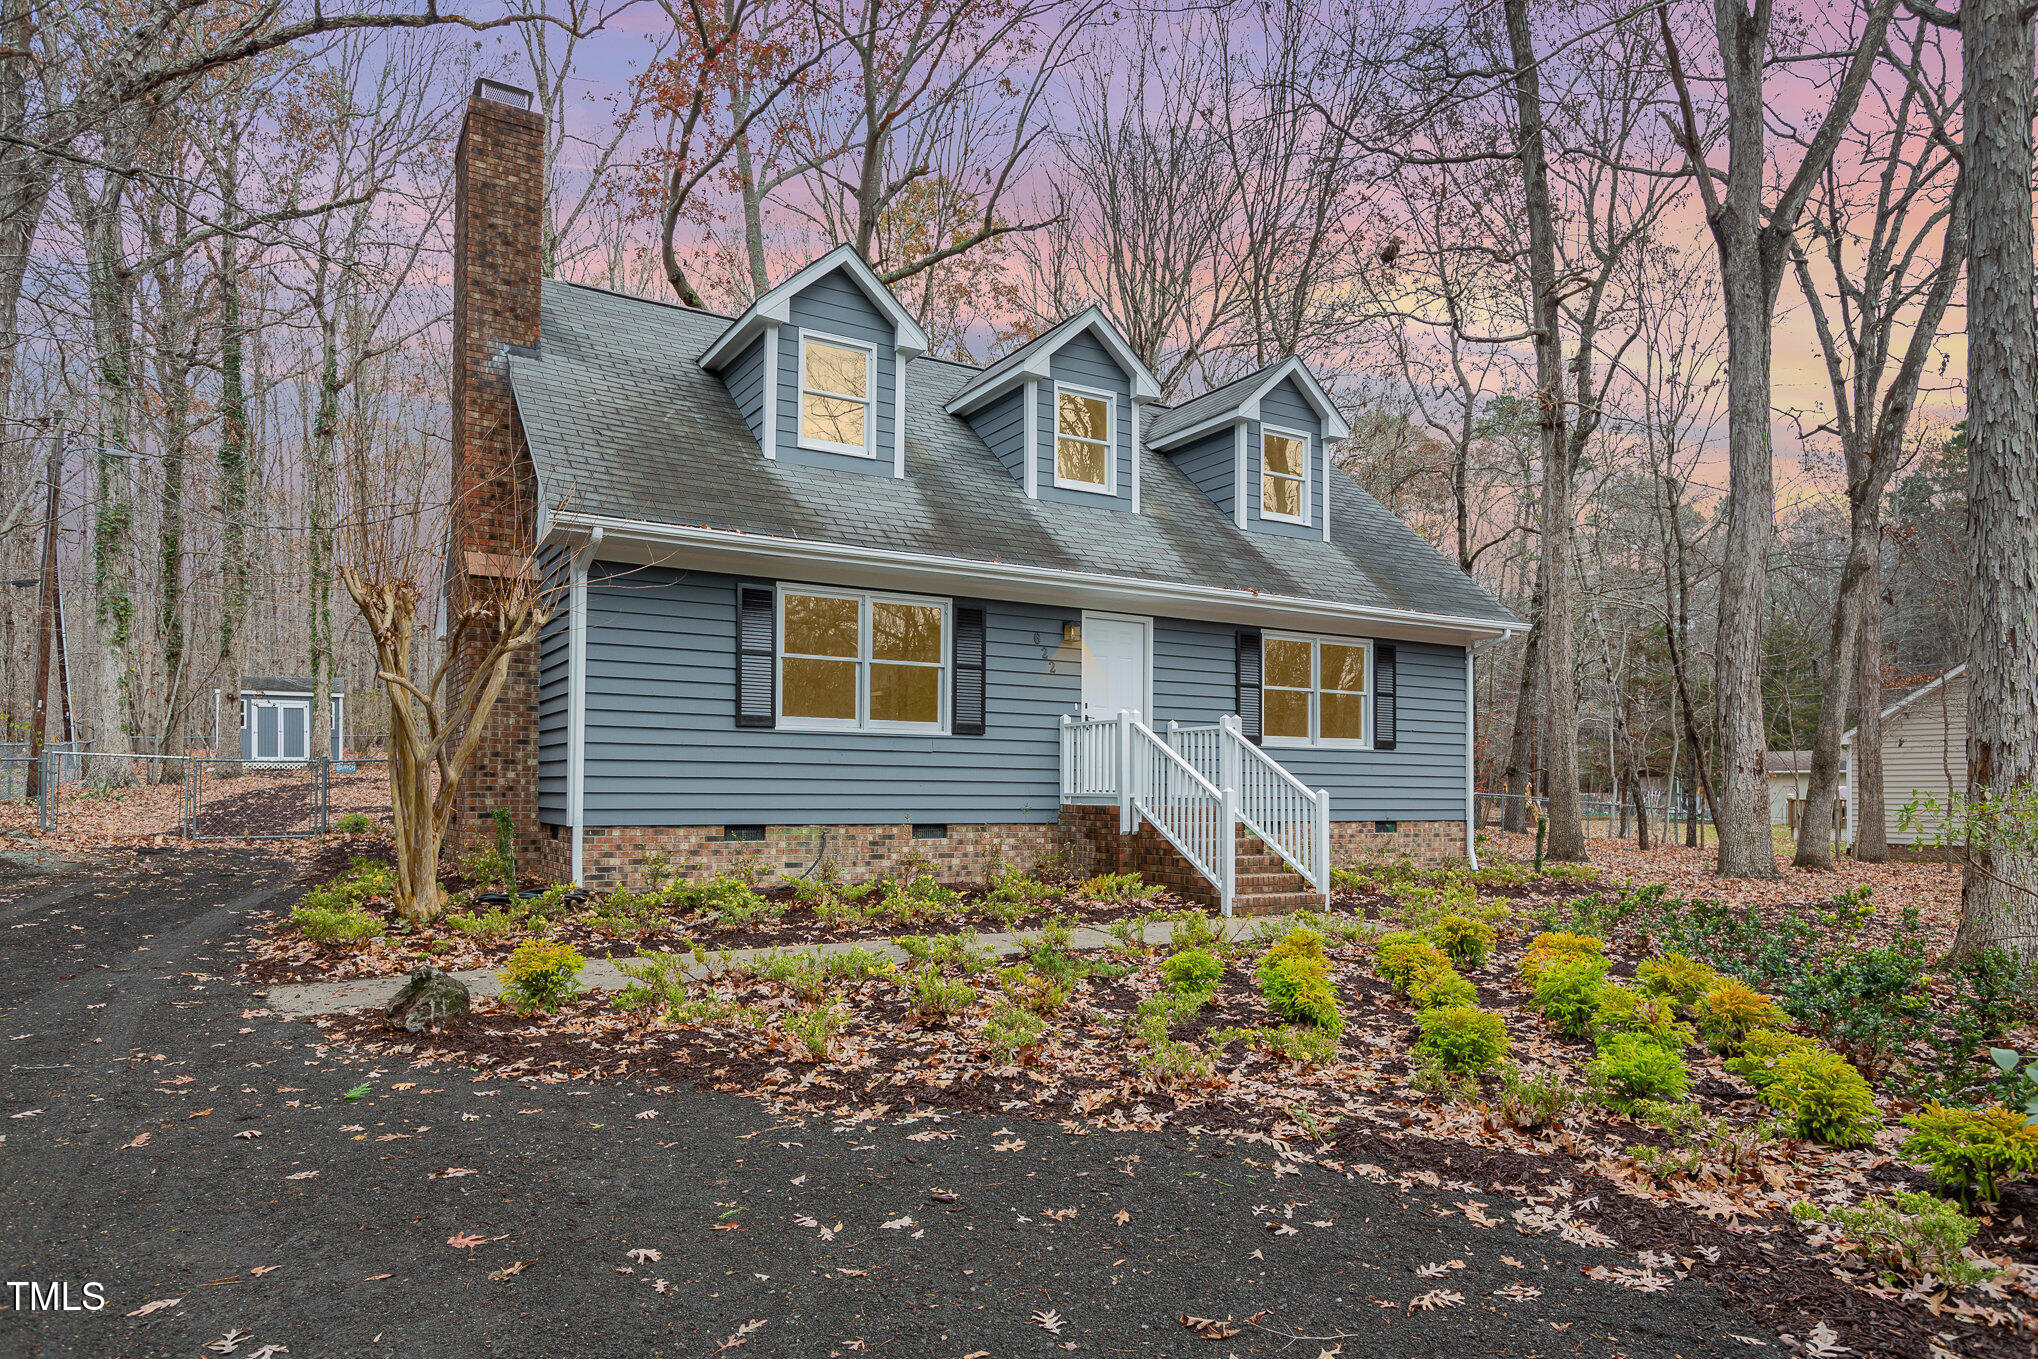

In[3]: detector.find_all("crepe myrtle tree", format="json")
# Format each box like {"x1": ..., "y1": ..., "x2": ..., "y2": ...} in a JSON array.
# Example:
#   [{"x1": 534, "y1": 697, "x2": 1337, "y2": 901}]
[{"x1": 342, "y1": 565, "x2": 546, "y2": 924}]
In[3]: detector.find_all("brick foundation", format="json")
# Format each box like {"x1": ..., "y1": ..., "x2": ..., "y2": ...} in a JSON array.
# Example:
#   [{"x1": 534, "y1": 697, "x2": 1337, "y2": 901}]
[{"x1": 536, "y1": 811, "x2": 1470, "y2": 894}]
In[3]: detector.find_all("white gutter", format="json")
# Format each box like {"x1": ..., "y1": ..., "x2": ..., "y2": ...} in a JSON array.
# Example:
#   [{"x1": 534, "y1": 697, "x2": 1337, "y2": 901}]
[
  {"x1": 568, "y1": 526, "x2": 603, "y2": 884},
  {"x1": 546, "y1": 509, "x2": 1522, "y2": 645}
]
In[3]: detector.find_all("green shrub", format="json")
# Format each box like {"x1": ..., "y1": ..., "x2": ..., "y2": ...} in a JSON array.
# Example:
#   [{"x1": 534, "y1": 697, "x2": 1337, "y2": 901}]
[
  {"x1": 1694, "y1": 977, "x2": 1790, "y2": 1055},
  {"x1": 298, "y1": 858, "x2": 394, "y2": 913},
  {"x1": 894, "y1": 931, "x2": 997, "y2": 975},
  {"x1": 1901, "y1": 1102, "x2": 2038, "y2": 1205},
  {"x1": 980, "y1": 866, "x2": 1058, "y2": 927},
  {"x1": 334, "y1": 811, "x2": 375, "y2": 834},
  {"x1": 670, "y1": 873, "x2": 780, "y2": 925},
  {"x1": 500, "y1": 939, "x2": 587, "y2": 1014},
  {"x1": 982, "y1": 1002, "x2": 1048, "y2": 1062},
  {"x1": 1168, "y1": 912, "x2": 1226, "y2": 956},
  {"x1": 1948, "y1": 948, "x2": 2038, "y2": 1041},
  {"x1": 1374, "y1": 931, "x2": 1452, "y2": 991},
  {"x1": 1430, "y1": 914, "x2": 1495, "y2": 968},
  {"x1": 1257, "y1": 953, "x2": 1342, "y2": 1032},
  {"x1": 1594, "y1": 985, "x2": 1695, "y2": 1051},
  {"x1": 1080, "y1": 872, "x2": 1162, "y2": 904},
  {"x1": 995, "y1": 964, "x2": 1072, "y2": 1017},
  {"x1": 1635, "y1": 952, "x2": 1720, "y2": 1010},
  {"x1": 1724, "y1": 1028, "x2": 1818, "y2": 1090},
  {"x1": 1260, "y1": 925, "x2": 1327, "y2": 968},
  {"x1": 291, "y1": 902, "x2": 382, "y2": 945},
  {"x1": 614, "y1": 952, "x2": 690, "y2": 1018},
  {"x1": 1770, "y1": 1047, "x2": 1880, "y2": 1148},
  {"x1": 786, "y1": 1003, "x2": 846, "y2": 1059},
  {"x1": 1160, "y1": 948, "x2": 1223, "y2": 996},
  {"x1": 1590, "y1": 1033, "x2": 1691, "y2": 1110},
  {"x1": 1242, "y1": 1023, "x2": 1341, "y2": 1067},
  {"x1": 1790, "y1": 1191, "x2": 1996, "y2": 1287},
  {"x1": 905, "y1": 966, "x2": 977, "y2": 1022},
  {"x1": 1136, "y1": 986, "x2": 1207, "y2": 1034},
  {"x1": 1407, "y1": 965, "x2": 1477, "y2": 1011},
  {"x1": 1529, "y1": 954, "x2": 1609, "y2": 1038},
  {"x1": 1495, "y1": 1065, "x2": 1581, "y2": 1131},
  {"x1": 1775, "y1": 937, "x2": 1929, "y2": 1081},
  {"x1": 1521, "y1": 932, "x2": 1605, "y2": 991},
  {"x1": 1416, "y1": 1005, "x2": 1509, "y2": 1075},
  {"x1": 1990, "y1": 1047, "x2": 2038, "y2": 1123}
]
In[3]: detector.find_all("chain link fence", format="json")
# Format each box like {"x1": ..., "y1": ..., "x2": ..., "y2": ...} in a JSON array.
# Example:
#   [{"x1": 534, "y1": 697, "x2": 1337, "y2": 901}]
[
  {"x1": 0, "y1": 751, "x2": 391, "y2": 841},
  {"x1": 1476, "y1": 790, "x2": 1715, "y2": 847}
]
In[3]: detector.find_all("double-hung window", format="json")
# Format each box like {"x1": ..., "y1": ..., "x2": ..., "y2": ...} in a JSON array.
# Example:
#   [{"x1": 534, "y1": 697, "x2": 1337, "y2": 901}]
[
  {"x1": 1261, "y1": 427, "x2": 1310, "y2": 523},
  {"x1": 1054, "y1": 384, "x2": 1114, "y2": 493},
  {"x1": 778, "y1": 587, "x2": 947, "y2": 731},
  {"x1": 1263, "y1": 633, "x2": 1369, "y2": 747},
  {"x1": 798, "y1": 334, "x2": 876, "y2": 456}
]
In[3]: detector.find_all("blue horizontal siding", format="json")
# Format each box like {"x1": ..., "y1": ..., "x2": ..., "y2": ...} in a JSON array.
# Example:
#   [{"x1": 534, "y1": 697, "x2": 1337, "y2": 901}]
[
  {"x1": 967, "y1": 386, "x2": 1027, "y2": 483},
  {"x1": 1246, "y1": 376, "x2": 1324, "y2": 540},
  {"x1": 574, "y1": 566, "x2": 1468, "y2": 828},
  {"x1": 1170, "y1": 426, "x2": 1237, "y2": 519},
  {"x1": 536, "y1": 545, "x2": 572, "y2": 821},
  {"x1": 778, "y1": 270, "x2": 897, "y2": 476},
  {"x1": 1036, "y1": 333, "x2": 1135, "y2": 510}
]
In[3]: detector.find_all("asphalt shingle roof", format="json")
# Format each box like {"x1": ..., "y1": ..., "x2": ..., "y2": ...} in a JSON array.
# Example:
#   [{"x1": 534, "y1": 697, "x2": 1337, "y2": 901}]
[{"x1": 510, "y1": 279, "x2": 1517, "y2": 628}]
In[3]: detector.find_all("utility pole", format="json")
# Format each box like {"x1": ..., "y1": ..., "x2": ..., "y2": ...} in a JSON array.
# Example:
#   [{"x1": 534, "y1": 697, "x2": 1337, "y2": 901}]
[{"x1": 25, "y1": 418, "x2": 59, "y2": 799}]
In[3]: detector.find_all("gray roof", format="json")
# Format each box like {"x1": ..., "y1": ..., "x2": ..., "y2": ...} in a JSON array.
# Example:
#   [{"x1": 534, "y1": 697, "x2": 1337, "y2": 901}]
[
  {"x1": 240, "y1": 676, "x2": 342, "y2": 695},
  {"x1": 510, "y1": 280, "x2": 1516, "y2": 629},
  {"x1": 1144, "y1": 369, "x2": 1268, "y2": 445}
]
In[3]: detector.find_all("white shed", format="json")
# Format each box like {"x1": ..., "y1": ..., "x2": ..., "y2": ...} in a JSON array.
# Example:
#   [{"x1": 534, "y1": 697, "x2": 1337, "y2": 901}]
[{"x1": 1843, "y1": 665, "x2": 1965, "y2": 849}]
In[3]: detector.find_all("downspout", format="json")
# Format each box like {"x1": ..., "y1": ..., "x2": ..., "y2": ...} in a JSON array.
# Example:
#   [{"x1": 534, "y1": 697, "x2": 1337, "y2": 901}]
[
  {"x1": 569, "y1": 526, "x2": 603, "y2": 884},
  {"x1": 1464, "y1": 643, "x2": 1480, "y2": 869}
]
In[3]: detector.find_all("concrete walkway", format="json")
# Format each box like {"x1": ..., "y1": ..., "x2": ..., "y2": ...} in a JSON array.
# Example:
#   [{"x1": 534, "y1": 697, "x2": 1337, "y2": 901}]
[{"x1": 260, "y1": 914, "x2": 1314, "y2": 1019}]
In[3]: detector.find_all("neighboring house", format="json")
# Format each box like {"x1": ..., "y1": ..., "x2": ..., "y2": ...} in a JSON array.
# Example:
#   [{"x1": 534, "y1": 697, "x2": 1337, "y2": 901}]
[
  {"x1": 1843, "y1": 665, "x2": 1967, "y2": 853},
  {"x1": 442, "y1": 81, "x2": 1520, "y2": 912},
  {"x1": 1763, "y1": 750, "x2": 1844, "y2": 831}
]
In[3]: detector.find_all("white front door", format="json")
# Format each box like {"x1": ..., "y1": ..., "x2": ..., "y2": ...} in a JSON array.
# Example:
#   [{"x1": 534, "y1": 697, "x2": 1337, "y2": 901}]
[{"x1": 1081, "y1": 614, "x2": 1150, "y2": 721}]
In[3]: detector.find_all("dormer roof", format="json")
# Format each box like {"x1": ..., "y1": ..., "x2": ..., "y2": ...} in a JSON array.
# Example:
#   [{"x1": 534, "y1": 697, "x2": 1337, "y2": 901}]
[
  {"x1": 698, "y1": 244, "x2": 930, "y2": 371},
  {"x1": 945, "y1": 306, "x2": 1161, "y2": 416},
  {"x1": 1146, "y1": 355, "x2": 1351, "y2": 448}
]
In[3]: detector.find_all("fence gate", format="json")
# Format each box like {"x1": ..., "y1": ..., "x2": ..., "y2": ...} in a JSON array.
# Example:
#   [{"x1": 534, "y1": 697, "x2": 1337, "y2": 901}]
[{"x1": 189, "y1": 759, "x2": 324, "y2": 840}]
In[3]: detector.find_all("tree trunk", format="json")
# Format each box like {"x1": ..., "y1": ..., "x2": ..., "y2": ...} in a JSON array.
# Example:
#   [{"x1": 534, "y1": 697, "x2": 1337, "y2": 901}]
[
  {"x1": 1852, "y1": 562, "x2": 1888, "y2": 860},
  {"x1": 1954, "y1": 0, "x2": 2038, "y2": 960},
  {"x1": 1501, "y1": 556, "x2": 1545, "y2": 834},
  {"x1": 1793, "y1": 504, "x2": 1877, "y2": 867},
  {"x1": 216, "y1": 143, "x2": 251, "y2": 685},
  {"x1": 1504, "y1": 0, "x2": 1584, "y2": 861}
]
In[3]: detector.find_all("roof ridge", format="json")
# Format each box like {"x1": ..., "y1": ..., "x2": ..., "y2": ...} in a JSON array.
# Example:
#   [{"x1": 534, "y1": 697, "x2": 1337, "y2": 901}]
[{"x1": 547, "y1": 275, "x2": 734, "y2": 320}]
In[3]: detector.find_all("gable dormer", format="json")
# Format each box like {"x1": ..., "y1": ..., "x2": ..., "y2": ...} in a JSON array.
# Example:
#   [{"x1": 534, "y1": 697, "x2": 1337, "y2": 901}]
[
  {"x1": 1147, "y1": 356, "x2": 1350, "y2": 542},
  {"x1": 946, "y1": 307, "x2": 1160, "y2": 512},
  {"x1": 699, "y1": 245, "x2": 929, "y2": 479}
]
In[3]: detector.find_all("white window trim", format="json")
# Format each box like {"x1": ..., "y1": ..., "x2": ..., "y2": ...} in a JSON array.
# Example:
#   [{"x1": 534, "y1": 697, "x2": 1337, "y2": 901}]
[
  {"x1": 1051, "y1": 380, "x2": 1117, "y2": 495},
  {"x1": 795, "y1": 331, "x2": 878, "y2": 458},
  {"x1": 775, "y1": 585, "x2": 950, "y2": 735},
  {"x1": 1261, "y1": 631, "x2": 1372, "y2": 750},
  {"x1": 1260, "y1": 423, "x2": 1312, "y2": 526}
]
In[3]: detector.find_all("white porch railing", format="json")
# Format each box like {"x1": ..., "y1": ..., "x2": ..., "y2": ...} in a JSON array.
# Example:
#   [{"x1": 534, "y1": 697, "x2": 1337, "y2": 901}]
[
  {"x1": 1060, "y1": 710, "x2": 1333, "y2": 914},
  {"x1": 1168, "y1": 715, "x2": 1331, "y2": 901},
  {"x1": 1062, "y1": 710, "x2": 1235, "y2": 912}
]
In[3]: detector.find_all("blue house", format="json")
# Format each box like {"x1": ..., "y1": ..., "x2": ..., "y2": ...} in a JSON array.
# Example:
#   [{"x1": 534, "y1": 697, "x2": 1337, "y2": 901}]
[{"x1": 447, "y1": 81, "x2": 1519, "y2": 913}]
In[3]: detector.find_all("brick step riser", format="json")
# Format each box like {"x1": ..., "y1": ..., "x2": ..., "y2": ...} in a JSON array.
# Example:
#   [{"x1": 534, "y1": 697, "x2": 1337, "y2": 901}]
[{"x1": 1233, "y1": 892, "x2": 1328, "y2": 916}]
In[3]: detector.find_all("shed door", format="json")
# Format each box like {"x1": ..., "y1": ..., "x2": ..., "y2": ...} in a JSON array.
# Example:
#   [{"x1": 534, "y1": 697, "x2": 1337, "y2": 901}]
[
  {"x1": 279, "y1": 701, "x2": 308, "y2": 761},
  {"x1": 253, "y1": 702, "x2": 280, "y2": 760}
]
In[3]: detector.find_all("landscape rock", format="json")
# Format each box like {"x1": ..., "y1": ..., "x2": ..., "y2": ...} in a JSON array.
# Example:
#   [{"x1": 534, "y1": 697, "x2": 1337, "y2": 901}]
[{"x1": 382, "y1": 965, "x2": 470, "y2": 1032}]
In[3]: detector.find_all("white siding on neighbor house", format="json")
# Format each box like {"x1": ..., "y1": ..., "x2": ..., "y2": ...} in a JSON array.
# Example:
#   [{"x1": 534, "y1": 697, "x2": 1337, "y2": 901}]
[{"x1": 1870, "y1": 672, "x2": 1967, "y2": 845}]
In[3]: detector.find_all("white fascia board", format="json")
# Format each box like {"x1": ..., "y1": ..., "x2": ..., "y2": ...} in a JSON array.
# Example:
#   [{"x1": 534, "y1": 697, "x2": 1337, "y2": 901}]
[
  {"x1": 548, "y1": 509, "x2": 1524, "y2": 646},
  {"x1": 699, "y1": 244, "x2": 928, "y2": 371}
]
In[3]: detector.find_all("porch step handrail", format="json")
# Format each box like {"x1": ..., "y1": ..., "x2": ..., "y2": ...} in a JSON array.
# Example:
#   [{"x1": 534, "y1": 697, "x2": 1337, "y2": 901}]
[
  {"x1": 1062, "y1": 710, "x2": 1234, "y2": 914},
  {"x1": 1167, "y1": 716, "x2": 1331, "y2": 902}
]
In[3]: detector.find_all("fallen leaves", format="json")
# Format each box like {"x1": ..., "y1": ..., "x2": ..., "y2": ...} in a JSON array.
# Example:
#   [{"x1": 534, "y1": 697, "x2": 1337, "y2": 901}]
[
  {"x1": 488, "y1": 1259, "x2": 534, "y2": 1281},
  {"x1": 204, "y1": 1331, "x2": 252, "y2": 1353},
  {"x1": 879, "y1": 1215, "x2": 916, "y2": 1230},
  {"x1": 447, "y1": 1232, "x2": 494, "y2": 1250},
  {"x1": 249, "y1": 1265, "x2": 282, "y2": 1277},
  {"x1": 283, "y1": 1170, "x2": 318, "y2": 1181},
  {"x1": 714, "y1": 1319, "x2": 765, "y2": 1352},
  {"x1": 1407, "y1": 1289, "x2": 1465, "y2": 1312},
  {"x1": 1181, "y1": 1315, "x2": 1241, "y2": 1339},
  {"x1": 1113, "y1": 1209, "x2": 1131, "y2": 1225},
  {"x1": 1457, "y1": 1200, "x2": 1501, "y2": 1228},
  {"x1": 126, "y1": 1297, "x2": 181, "y2": 1317},
  {"x1": 1031, "y1": 1308, "x2": 1065, "y2": 1334},
  {"x1": 1414, "y1": 1259, "x2": 1465, "y2": 1278},
  {"x1": 123, "y1": 1131, "x2": 152, "y2": 1149},
  {"x1": 431, "y1": 1167, "x2": 477, "y2": 1179},
  {"x1": 626, "y1": 1248, "x2": 663, "y2": 1264}
]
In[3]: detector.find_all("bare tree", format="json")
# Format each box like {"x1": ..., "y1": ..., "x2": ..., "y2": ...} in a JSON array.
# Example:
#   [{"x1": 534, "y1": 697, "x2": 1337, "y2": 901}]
[{"x1": 1656, "y1": 0, "x2": 1899, "y2": 878}]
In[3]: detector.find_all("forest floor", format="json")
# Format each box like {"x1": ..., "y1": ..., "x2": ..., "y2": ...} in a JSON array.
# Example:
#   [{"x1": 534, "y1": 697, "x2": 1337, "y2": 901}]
[{"x1": 1, "y1": 846, "x2": 1786, "y2": 1358}]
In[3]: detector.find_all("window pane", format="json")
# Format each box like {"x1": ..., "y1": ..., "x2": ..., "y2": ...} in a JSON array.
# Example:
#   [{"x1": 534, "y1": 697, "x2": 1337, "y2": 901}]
[
  {"x1": 783, "y1": 657, "x2": 857, "y2": 721},
  {"x1": 1265, "y1": 687, "x2": 1310, "y2": 740},
  {"x1": 1058, "y1": 392, "x2": 1109, "y2": 441},
  {"x1": 802, "y1": 393, "x2": 867, "y2": 448},
  {"x1": 1320, "y1": 690, "x2": 1367, "y2": 743},
  {"x1": 1057, "y1": 436, "x2": 1108, "y2": 486},
  {"x1": 804, "y1": 341, "x2": 868, "y2": 398},
  {"x1": 870, "y1": 663, "x2": 940, "y2": 724},
  {"x1": 784, "y1": 593, "x2": 859, "y2": 657},
  {"x1": 1321, "y1": 643, "x2": 1367, "y2": 693},
  {"x1": 873, "y1": 601, "x2": 943, "y2": 663},
  {"x1": 1264, "y1": 638, "x2": 1311, "y2": 690},
  {"x1": 1263, "y1": 474, "x2": 1302, "y2": 518},
  {"x1": 1265, "y1": 433, "x2": 1305, "y2": 477}
]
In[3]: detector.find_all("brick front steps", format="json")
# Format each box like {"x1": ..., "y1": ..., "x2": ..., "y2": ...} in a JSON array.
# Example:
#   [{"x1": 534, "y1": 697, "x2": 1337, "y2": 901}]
[{"x1": 1233, "y1": 829, "x2": 1325, "y2": 916}]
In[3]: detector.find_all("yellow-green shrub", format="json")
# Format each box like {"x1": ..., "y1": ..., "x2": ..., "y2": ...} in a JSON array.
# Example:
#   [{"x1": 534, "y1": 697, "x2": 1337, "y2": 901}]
[
  {"x1": 291, "y1": 902, "x2": 382, "y2": 945},
  {"x1": 1408, "y1": 965, "x2": 1477, "y2": 1011},
  {"x1": 1770, "y1": 1047, "x2": 1879, "y2": 1148},
  {"x1": 1694, "y1": 977, "x2": 1788, "y2": 1054},
  {"x1": 1374, "y1": 931, "x2": 1451, "y2": 991},
  {"x1": 1590, "y1": 1033, "x2": 1691, "y2": 1110},
  {"x1": 1724, "y1": 1028, "x2": 1817, "y2": 1090},
  {"x1": 1521, "y1": 932, "x2": 1605, "y2": 990},
  {"x1": 1430, "y1": 914, "x2": 1495, "y2": 968},
  {"x1": 1528, "y1": 954, "x2": 1609, "y2": 1038},
  {"x1": 1594, "y1": 984, "x2": 1695, "y2": 1050},
  {"x1": 1257, "y1": 954, "x2": 1342, "y2": 1032},
  {"x1": 1901, "y1": 1103, "x2": 2038, "y2": 1205},
  {"x1": 1635, "y1": 953, "x2": 1721, "y2": 1010},
  {"x1": 500, "y1": 939, "x2": 587, "y2": 1014},
  {"x1": 1415, "y1": 1006, "x2": 1509, "y2": 1075}
]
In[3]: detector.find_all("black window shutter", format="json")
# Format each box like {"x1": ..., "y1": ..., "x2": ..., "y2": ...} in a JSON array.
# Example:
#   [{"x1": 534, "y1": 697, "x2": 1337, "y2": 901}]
[
  {"x1": 735, "y1": 583, "x2": 776, "y2": 728},
  {"x1": 1374, "y1": 643, "x2": 1397, "y2": 750},
  {"x1": 1235, "y1": 630, "x2": 1263, "y2": 744},
  {"x1": 953, "y1": 604, "x2": 987, "y2": 735}
]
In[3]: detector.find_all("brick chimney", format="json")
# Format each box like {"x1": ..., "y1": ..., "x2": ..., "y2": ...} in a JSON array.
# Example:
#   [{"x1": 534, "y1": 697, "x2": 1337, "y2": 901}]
[{"x1": 447, "y1": 78, "x2": 544, "y2": 860}]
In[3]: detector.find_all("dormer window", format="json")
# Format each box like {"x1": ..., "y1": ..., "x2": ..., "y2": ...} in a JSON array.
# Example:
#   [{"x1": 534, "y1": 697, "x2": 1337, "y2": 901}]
[
  {"x1": 799, "y1": 334, "x2": 876, "y2": 457},
  {"x1": 1054, "y1": 385, "x2": 1114, "y2": 493},
  {"x1": 1262, "y1": 428, "x2": 1309, "y2": 523}
]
